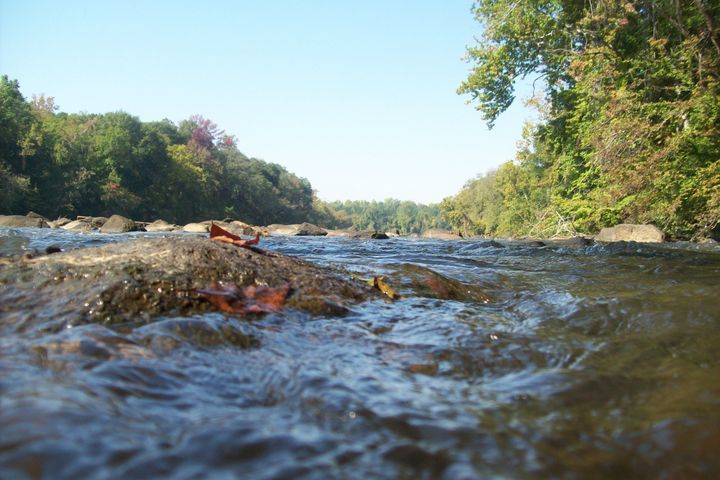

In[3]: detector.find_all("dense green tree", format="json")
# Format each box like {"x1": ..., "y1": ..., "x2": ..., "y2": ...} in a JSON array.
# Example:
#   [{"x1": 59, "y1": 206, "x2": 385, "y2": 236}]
[
  {"x1": 447, "y1": 0, "x2": 720, "y2": 239},
  {"x1": 0, "y1": 77, "x2": 326, "y2": 226},
  {"x1": 316, "y1": 199, "x2": 449, "y2": 234}
]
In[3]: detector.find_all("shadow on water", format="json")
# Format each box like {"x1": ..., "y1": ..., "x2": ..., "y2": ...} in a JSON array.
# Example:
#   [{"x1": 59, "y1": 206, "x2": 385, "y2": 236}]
[{"x1": 1, "y1": 230, "x2": 720, "y2": 478}]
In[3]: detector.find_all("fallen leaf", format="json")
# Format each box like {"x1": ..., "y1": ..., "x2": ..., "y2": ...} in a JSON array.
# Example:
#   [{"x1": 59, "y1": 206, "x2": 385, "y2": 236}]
[
  {"x1": 197, "y1": 282, "x2": 291, "y2": 315},
  {"x1": 210, "y1": 223, "x2": 260, "y2": 247},
  {"x1": 368, "y1": 276, "x2": 400, "y2": 300}
]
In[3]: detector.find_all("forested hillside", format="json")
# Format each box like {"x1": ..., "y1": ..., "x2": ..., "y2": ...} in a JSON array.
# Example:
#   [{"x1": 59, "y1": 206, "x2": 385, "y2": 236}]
[
  {"x1": 0, "y1": 76, "x2": 316, "y2": 225},
  {"x1": 442, "y1": 0, "x2": 720, "y2": 239}
]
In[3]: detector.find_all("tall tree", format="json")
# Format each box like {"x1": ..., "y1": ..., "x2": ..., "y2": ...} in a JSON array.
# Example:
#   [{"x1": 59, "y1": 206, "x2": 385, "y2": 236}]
[{"x1": 452, "y1": 0, "x2": 720, "y2": 238}]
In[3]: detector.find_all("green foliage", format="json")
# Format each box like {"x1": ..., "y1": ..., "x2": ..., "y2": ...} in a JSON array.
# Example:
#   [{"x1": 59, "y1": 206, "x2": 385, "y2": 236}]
[
  {"x1": 448, "y1": 0, "x2": 720, "y2": 239},
  {"x1": 0, "y1": 77, "x2": 318, "y2": 225},
  {"x1": 315, "y1": 199, "x2": 449, "y2": 234}
]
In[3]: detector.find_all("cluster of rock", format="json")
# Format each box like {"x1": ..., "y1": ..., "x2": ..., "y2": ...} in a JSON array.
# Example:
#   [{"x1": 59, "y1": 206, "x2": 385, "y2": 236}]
[
  {"x1": 0, "y1": 213, "x2": 269, "y2": 236},
  {"x1": 0, "y1": 213, "x2": 401, "y2": 239},
  {"x1": 0, "y1": 212, "x2": 673, "y2": 243}
]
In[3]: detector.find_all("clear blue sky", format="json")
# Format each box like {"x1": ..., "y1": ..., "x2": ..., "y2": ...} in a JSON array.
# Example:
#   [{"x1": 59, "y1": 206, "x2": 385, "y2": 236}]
[{"x1": 0, "y1": 0, "x2": 534, "y2": 204}]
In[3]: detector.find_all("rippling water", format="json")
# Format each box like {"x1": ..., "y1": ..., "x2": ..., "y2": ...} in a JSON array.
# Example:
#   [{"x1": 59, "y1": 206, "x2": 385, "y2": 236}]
[{"x1": 1, "y1": 228, "x2": 719, "y2": 478}]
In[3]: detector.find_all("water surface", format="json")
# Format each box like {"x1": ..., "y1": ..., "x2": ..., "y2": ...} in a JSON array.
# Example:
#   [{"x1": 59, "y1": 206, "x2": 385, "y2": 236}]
[{"x1": 1, "y1": 228, "x2": 719, "y2": 478}]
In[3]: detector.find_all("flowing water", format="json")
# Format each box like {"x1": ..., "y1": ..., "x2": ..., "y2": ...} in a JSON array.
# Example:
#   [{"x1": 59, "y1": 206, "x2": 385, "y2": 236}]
[{"x1": 1, "y1": 228, "x2": 719, "y2": 479}]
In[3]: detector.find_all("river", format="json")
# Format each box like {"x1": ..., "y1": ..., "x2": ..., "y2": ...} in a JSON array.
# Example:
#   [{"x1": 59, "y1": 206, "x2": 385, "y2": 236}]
[{"x1": 1, "y1": 228, "x2": 719, "y2": 478}]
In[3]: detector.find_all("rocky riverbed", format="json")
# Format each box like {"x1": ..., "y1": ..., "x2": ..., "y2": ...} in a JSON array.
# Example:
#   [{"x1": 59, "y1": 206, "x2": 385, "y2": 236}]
[{"x1": 1, "y1": 225, "x2": 720, "y2": 478}]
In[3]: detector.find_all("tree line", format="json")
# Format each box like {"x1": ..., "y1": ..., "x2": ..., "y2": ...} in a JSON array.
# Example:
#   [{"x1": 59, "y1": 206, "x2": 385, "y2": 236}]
[
  {"x1": 0, "y1": 75, "x2": 319, "y2": 225},
  {"x1": 316, "y1": 199, "x2": 449, "y2": 234},
  {"x1": 0, "y1": 76, "x2": 447, "y2": 232},
  {"x1": 442, "y1": 0, "x2": 720, "y2": 240}
]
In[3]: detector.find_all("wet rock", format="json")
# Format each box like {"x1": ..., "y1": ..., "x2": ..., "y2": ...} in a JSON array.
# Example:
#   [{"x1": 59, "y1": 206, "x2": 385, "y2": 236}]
[
  {"x1": 485, "y1": 239, "x2": 505, "y2": 248},
  {"x1": 458, "y1": 239, "x2": 504, "y2": 251},
  {"x1": 49, "y1": 217, "x2": 72, "y2": 229},
  {"x1": 520, "y1": 240, "x2": 546, "y2": 247},
  {"x1": 145, "y1": 219, "x2": 177, "y2": 232},
  {"x1": 62, "y1": 220, "x2": 94, "y2": 232},
  {"x1": 183, "y1": 223, "x2": 209, "y2": 233},
  {"x1": 550, "y1": 236, "x2": 594, "y2": 248},
  {"x1": 0, "y1": 215, "x2": 49, "y2": 228},
  {"x1": 698, "y1": 237, "x2": 718, "y2": 245},
  {"x1": 211, "y1": 221, "x2": 268, "y2": 237},
  {"x1": 100, "y1": 215, "x2": 136, "y2": 234},
  {"x1": 596, "y1": 224, "x2": 665, "y2": 243},
  {"x1": 421, "y1": 229, "x2": 462, "y2": 240},
  {"x1": 77, "y1": 216, "x2": 109, "y2": 228},
  {"x1": 0, "y1": 236, "x2": 375, "y2": 332},
  {"x1": 351, "y1": 230, "x2": 390, "y2": 240},
  {"x1": 325, "y1": 229, "x2": 353, "y2": 237},
  {"x1": 386, "y1": 264, "x2": 492, "y2": 303},
  {"x1": 293, "y1": 222, "x2": 328, "y2": 236},
  {"x1": 267, "y1": 223, "x2": 327, "y2": 236}
]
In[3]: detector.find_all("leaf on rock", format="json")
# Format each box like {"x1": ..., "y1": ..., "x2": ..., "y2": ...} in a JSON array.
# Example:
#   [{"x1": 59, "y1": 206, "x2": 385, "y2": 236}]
[
  {"x1": 197, "y1": 282, "x2": 291, "y2": 315},
  {"x1": 368, "y1": 276, "x2": 400, "y2": 300},
  {"x1": 210, "y1": 222, "x2": 260, "y2": 247}
]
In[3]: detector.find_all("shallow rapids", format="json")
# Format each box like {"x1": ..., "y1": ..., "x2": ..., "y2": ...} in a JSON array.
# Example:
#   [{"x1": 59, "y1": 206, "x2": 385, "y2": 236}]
[{"x1": 1, "y1": 229, "x2": 719, "y2": 478}]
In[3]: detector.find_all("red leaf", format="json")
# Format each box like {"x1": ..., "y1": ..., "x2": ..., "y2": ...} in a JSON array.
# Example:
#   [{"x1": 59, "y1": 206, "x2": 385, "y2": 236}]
[
  {"x1": 210, "y1": 223, "x2": 260, "y2": 247},
  {"x1": 197, "y1": 282, "x2": 291, "y2": 315}
]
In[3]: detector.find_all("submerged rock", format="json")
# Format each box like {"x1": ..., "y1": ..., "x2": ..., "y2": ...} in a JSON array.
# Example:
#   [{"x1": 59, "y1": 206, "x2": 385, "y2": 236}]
[
  {"x1": 0, "y1": 236, "x2": 374, "y2": 333},
  {"x1": 596, "y1": 224, "x2": 665, "y2": 243}
]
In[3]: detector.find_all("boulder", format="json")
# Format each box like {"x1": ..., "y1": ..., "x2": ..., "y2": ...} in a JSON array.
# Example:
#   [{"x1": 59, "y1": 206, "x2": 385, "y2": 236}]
[
  {"x1": 349, "y1": 230, "x2": 389, "y2": 240},
  {"x1": 49, "y1": 217, "x2": 72, "y2": 229},
  {"x1": 325, "y1": 229, "x2": 353, "y2": 238},
  {"x1": 207, "y1": 221, "x2": 268, "y2": 237},
  {"x1": 62, "y1": 220, "x2": 94, "y2": 232},
  {"x1": 76, "y1": 216, "x2": 108, "y2": 228},
  {"x1": 144, "y1": 220, "x2": 177, "y2": 232},
  {"x1": 550, "y1": 236, "x2": 594, "y2": 248},
  {"x1": 100, "y1": 215, "x2": 136, "y2": 234},
  {"x1": 421, "y1": 229, "x2": 462, "y2": 240},
  {"x1": 26, "y1": 211, "x2": 50, "y2": 221},
  {"x1": 267, "y1": 223, "x2": 327, "y2": 236},
  {"x1": 0, "y1": 236, "x2": 376, "y2": 330},
  {"x1": 0, "y1": 215, "x2": 49, "y2": 228},
  {"x1": 596, "y1": 224, "x2": 665, "y2": 243},
  {"x1": 183, "y1": 223, "x2": 209, "y2": 233},
  {"x1": 230, "y1": 221, "x2": 269, "y2": 237},
  {"x1": 296, "y1": 223, "x2": 328, "y2": 236}
]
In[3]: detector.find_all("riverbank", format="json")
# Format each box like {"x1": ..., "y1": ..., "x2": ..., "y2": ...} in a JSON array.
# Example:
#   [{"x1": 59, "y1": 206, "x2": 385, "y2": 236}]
[{"x1": 3, "y1": 211, "x2": 712, "y2": 246}]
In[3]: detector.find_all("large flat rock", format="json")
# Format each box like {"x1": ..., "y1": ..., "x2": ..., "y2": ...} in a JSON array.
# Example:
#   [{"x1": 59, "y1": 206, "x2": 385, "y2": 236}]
[
  {"x1": 0, "y1": 237, "x2": 374, "y2": 333},
  {"x1": 596, "y1": 224, "x2": 665, "y2": 243},
  {"x1": 0, "y1": 215, "x2": 49, "y2": 228}
]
